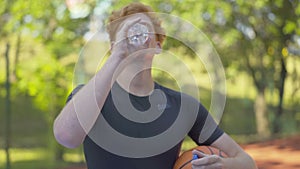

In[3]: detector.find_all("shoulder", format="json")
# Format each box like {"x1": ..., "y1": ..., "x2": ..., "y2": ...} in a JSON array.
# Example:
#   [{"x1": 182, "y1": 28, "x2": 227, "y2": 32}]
[
  {"x1": 156, "y1": 83, "x2": 180, "y2": 97},
  {"x1": 66, "y1": 84, "x2": 85, "y2": 103},
  {"x1": 72, "y1": 84, "x2": 85, "y2": 93},
  {"x1": 156, "y1": 83, "x2": 200, "y2": 105}
]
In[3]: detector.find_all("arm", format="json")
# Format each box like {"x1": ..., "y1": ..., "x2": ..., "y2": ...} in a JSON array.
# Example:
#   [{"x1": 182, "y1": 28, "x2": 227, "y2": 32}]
[
  {"x1": 53, "y1": 18, "x2": 141, "y2": 149},
  {"x1": 191, "y1": 133, "x2": 257, "y2": 169},
  {"x1": 53, "y1": 56, "x2": 122, "y2": 149}
]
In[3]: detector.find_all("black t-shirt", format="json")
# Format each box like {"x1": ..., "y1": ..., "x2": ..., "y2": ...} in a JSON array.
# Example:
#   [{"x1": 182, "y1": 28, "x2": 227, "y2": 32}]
[{"x1": 66, "y1": 82, "x2": 224, "y2": 169}]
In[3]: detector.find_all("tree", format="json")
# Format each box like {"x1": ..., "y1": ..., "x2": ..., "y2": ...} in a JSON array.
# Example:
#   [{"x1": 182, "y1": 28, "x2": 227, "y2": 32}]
[
  {"x1": 108, "y1": 0, "x2": 300, "y2": 136},
  {"x1": 0, "y1": 0, "x2": 94, "y2": 162},
  {"x1": 212, "y1": 0, "x2": 300, "y2": 135}
]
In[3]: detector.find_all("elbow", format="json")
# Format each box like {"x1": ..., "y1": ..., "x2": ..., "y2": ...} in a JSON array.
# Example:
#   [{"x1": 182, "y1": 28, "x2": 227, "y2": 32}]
[
  {"x1": 54, "y1": 131, "x2": 80, "y2": 149},
  {"x1": 53, "y1": 121, "x2": 82, "y2": 149}
]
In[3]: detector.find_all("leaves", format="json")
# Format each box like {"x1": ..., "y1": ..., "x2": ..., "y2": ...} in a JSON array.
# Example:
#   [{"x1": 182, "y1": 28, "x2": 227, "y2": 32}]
[
  {"x1": 0, "y1": 0, "x2": 91, "y2": 113},
  {"x1": 283, "y1": 20, "x2": 297, "y2": 34}
]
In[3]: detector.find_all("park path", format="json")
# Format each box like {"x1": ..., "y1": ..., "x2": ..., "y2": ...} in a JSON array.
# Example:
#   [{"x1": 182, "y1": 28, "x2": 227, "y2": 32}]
[{"x1": 243, "y1": 135, "x2": 300, "y2": 169}]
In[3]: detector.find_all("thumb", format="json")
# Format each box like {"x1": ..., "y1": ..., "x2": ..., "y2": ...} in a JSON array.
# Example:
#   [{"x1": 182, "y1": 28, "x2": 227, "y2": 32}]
[{"x1": 192, "y1": 149, "x2": 208, "y2": 159}]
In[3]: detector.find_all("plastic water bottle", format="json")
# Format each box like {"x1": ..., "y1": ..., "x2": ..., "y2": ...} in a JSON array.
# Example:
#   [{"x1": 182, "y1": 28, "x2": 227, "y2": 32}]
[{"x1": 127, "y1": 23, "x2": 149, "y2": 46}]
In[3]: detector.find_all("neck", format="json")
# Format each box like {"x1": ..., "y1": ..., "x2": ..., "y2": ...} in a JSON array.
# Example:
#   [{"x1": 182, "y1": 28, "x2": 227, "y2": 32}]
[{"x1": 117, "y1": 59, "x2": 154, "y2": 96}]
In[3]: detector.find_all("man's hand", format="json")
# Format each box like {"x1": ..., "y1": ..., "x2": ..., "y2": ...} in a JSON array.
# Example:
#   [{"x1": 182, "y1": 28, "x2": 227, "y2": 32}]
[
  {"x1": 111, "y1": 18, "x2": 142, "y2": 59},
  {"x1": 191, "y1": 150, "x2": 224, "y2": 169}
]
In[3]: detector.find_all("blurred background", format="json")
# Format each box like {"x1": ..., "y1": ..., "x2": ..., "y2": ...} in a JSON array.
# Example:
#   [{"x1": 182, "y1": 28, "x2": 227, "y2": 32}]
[{"x1": 0, "y1": 0, "x2": 299, "y2": 169}]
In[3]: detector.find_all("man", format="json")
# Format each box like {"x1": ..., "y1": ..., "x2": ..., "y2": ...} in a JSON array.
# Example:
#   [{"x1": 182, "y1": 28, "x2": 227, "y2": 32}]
[{"x1": 54, "y1": 2, "x2": 257, "y2": 169}]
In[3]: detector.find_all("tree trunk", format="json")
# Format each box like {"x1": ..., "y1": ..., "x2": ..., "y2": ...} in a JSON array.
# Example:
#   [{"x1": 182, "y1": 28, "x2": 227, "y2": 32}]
[
  {"x1": 273, "y1": 57, "x2": 287, "y2": 133},
  {"x1": 49, "y1": 120, "x2": 65, "y2": 162},
  {"x1": 55, "y1": 144, "x2": 64, "y2": 162},
  {"x1": 4, "y1": 42, "x2": 11, "y2": 169},
  {"x1": 50, "y1": 102, "x2": 65, "y2": 162},
  {"x1": 12, "y1": 33, "x2": 21, "y2": 82},
  {"x1": 255, "y1": 88, "x2": 271, "y2": 138}
]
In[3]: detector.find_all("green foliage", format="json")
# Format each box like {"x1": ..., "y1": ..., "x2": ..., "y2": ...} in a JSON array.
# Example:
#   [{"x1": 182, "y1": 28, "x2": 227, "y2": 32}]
[
  {"x1": 0, "y1": 0, "x2": 93, "y2": 111},
  {"x1": 0, "y1": 0, "x2": 92, "y2": 164},
  {"x1": 1, "y1": 0, "x2": 300, "y2": 167}
]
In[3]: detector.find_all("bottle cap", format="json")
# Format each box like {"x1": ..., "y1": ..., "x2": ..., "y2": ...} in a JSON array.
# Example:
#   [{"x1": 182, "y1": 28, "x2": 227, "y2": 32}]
[
  {"x1": 193, "y1": 154, "x2": 198, "y2": 160},
  {"x1": 127, "y1": 23, "x2": 149, "y2": 46}
]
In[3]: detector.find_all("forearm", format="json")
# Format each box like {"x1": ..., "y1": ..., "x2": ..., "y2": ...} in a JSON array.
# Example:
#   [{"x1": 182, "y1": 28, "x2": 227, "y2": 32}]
[
  {"x1": 53, "y1": 55, "x2": 123, "y2": 148},
  {"x1": 211, "y1": 133, "x2": 257, "y2": 169}
]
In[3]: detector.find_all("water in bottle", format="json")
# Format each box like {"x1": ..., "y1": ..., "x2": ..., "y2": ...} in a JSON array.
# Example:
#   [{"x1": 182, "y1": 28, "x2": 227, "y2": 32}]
[{"x1": 127, "y1": 23, "x2": 149, "y2": 46}]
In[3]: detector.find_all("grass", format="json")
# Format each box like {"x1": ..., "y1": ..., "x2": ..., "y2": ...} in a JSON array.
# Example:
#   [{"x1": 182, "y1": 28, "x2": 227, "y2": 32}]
[
  {"x1": 0, "y1": 148, "x2": 52, "y2": 169},
  {"x1": 0, "y1": 148, "x2": 49, "y2": 169},
  {"x1": 0, "y1": 94, "x2": 48, "y2": 148},
  {"x1": 0, "y1": 148, "x2": 85, "y2": 169}
]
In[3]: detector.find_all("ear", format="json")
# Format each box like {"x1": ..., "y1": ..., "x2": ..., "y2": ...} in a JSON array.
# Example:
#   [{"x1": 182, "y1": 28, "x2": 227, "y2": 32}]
[{"x1": 155, "y1": 42, "x2": 162, "y2": 54}]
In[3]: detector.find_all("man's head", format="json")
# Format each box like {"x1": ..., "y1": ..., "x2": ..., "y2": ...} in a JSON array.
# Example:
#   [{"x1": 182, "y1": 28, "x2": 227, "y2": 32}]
[{"x1": 106, "y1": 2, "x2": 165, "y2": 46}]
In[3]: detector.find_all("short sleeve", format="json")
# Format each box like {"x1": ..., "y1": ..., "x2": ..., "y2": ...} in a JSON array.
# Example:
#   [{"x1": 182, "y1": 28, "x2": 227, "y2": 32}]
[
  {"x1": 188, "y1": 103, "x2": 224, "y2": 146},
  {"x1": 66, "y1": 84, "x2": 85, "y2": 103}
]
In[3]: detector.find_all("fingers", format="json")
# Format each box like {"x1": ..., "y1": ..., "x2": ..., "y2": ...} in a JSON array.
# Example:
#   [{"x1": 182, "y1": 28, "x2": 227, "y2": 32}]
[
  {"x1": 192, "y1": 150, "x2": 208, "y2": 158},
  {"x1": 192, "y1": 162, "x2": 223, "y2": 169},
  {"x1": 122, "y1": 18, "x2": 142, "y2": 31},
  {"x1": 191, "y1": 155, "x2": 219, "y2": 166},
  {"x1": 112, "y1": 18, "x2": 142, "y2": 57},
  {"x1": 191, "y1": 150, "x2": 221, "y2": 166},
  {"x1": 115, "y1": 18, "x2": 142, "y2": 42}
]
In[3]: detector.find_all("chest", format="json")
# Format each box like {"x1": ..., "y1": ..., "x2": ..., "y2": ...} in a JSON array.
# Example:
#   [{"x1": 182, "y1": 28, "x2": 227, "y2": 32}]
[{"x1": 100, "y1": 93, "x2": 180, "y2": 138}]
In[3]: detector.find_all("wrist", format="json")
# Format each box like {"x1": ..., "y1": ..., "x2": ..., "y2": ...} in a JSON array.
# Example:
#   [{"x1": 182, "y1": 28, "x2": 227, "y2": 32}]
[{"x1": 108, "y1": 52, "x2": 124, "y2": 64}]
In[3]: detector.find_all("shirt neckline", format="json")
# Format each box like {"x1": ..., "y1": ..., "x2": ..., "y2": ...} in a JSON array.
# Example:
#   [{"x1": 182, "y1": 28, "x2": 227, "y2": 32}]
[{"x1": 114, "y1": 81, "x2": 159, "y2": 98}]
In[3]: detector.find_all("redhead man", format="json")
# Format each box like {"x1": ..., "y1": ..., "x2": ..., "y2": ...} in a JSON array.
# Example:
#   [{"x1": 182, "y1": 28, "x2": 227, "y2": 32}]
[{"x1": 54, "y1": 2, "x2": 257, "y2": 169}]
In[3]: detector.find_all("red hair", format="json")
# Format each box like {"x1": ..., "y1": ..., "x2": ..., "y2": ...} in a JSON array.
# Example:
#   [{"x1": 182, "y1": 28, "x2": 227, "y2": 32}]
[{"x1": 106, "y1": 2, "x2": 165, "y2": 44}]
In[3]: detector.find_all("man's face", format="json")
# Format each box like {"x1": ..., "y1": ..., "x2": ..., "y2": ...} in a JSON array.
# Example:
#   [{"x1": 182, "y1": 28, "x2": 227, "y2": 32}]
[{"x1": 118, "y1": 13, "x2": 159, "y2": 56}]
